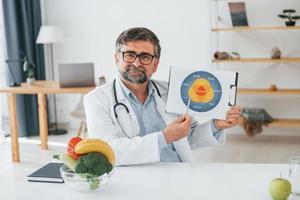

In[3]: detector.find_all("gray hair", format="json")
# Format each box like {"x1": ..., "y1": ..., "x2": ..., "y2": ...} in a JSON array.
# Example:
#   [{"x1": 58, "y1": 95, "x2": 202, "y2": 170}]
[{"x1": 115, "y1": 27, "x2": 161, "y2": 58}]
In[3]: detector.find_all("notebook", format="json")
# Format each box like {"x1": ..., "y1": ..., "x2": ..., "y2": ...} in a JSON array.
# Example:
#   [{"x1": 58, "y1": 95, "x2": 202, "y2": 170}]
[{"x1": 27, "y1": 163, "x2": 64, "y2": 183}]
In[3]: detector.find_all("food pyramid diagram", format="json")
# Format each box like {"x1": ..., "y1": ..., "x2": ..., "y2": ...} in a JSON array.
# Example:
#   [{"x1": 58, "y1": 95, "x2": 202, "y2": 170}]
[{"x1": 180, "y1": 71, "x2": 222, "y2": 112}]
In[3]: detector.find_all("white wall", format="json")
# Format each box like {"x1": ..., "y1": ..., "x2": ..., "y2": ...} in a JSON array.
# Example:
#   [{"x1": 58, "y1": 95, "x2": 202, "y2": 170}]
[
  {"x1": 42, "y1": 0, "x2": 300, "y2": 135},
  {"x1": 42, "y1": 0, "x2": 212, "y2": 129}
]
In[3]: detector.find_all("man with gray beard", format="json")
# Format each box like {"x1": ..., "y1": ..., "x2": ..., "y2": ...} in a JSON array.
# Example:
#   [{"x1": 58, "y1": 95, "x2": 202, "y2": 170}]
[{"x1": 84, "y1": 27, "x2": 241, "y2": 166}]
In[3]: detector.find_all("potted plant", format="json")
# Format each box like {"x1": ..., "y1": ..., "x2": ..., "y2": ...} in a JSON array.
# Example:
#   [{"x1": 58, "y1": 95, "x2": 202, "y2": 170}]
[
  {"x1": 25, "y1": 68, "x2": 35, "y2": 85},
  {"x1": 278, "y1": 9, "x2": 300, "y2": 26},
  {"x1": 23, "y1": 58, "x2": 36, "y2": 85}
]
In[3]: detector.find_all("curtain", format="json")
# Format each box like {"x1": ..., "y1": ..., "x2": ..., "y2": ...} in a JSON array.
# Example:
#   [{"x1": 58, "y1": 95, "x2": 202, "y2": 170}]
[{"x1": 2, "y1": 0, "x2": 45, "y2": 136}]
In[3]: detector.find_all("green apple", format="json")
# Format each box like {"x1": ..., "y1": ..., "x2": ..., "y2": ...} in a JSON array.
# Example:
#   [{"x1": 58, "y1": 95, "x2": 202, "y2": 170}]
[{"x1": 269, "y1": 177, "x2": 292, "y2": 200}]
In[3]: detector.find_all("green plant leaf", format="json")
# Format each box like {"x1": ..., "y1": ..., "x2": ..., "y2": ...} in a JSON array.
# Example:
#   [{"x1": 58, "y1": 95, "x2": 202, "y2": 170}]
[
  {"x1": 278, "y1": 14, "x2": 288, "y2": 18},
  {"x1": 27, "y1": 70, "x2": 35, "y2": 78},
  {"x1": 291, "y1": 16, "x2": 300, "y2": 20},
  {"x1": 283, "y1": 9, "x2": 296, "y2": 13}
]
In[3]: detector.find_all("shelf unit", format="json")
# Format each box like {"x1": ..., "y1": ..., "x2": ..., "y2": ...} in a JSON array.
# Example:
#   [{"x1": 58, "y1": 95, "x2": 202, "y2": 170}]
[
  {"x1": 238, "y1": 87, "x2": 300, "y2": 128},
  {"x1": 212, "y1": 26, "x2": 300, "y2": 32},
  {"x1": 212, "y1": 57, "x2": 300, "y2": 63},
  {"x1": 269, "y1": 119, "x2": 300, "y2": 128},
  {"x1": 238, "y1": 88, "x2": 300, "y2": 95},
  {"x1": 211, "y1": 2, "x2": 300, "y2": 129},
  {"x1": 239, "y1": 118, "x2": 300, "y2": 128}
]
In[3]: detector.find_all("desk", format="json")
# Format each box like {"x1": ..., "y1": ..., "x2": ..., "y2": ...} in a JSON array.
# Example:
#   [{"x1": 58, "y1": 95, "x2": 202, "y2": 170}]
[
  {"x1": 0, "y1": 162, "x2": 292, "y2": 200},
  {"x1": 0, "y1": 81, "x2": 94, "y2": 162}
]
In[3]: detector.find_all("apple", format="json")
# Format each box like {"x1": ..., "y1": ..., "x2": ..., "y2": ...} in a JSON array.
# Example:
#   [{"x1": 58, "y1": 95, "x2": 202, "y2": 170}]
[{"x1": 269, "y1": 177, "x2": 292, "y2": 200}]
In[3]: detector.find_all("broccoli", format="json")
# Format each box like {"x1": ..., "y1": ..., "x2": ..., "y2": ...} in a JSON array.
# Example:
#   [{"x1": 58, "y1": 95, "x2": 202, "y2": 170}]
[
  {"x1": 106, "y1": 162, "x2": 113, "y2": 174},
  {"x1": 75, "y1": 152, "x2": 108, "y2": 177},
  {"x1": 74, "y1": 152, "x2": 114, "y2": 190}
]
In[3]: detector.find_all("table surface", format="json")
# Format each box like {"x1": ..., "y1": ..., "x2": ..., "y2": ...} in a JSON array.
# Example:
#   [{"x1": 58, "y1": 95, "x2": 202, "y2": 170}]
[{"x1": 0, "y1": 162, "x2": 293, "y2": 200}]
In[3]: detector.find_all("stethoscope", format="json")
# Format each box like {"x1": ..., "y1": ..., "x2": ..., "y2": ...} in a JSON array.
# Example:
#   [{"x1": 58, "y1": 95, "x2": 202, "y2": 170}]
[
  {"x1": 112, "y1": 78, "x2": 162, "y2": 138},
  {"x1": 113, "y1": 78, "x2": 161, "y2": 118}
]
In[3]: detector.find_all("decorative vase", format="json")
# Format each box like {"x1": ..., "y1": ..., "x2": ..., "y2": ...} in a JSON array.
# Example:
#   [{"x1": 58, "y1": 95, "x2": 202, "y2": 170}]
[
  {"x1": 285, "y1": 21, "x2": 296, "y2": 26},
  {"x1": 26, "y1": 78, "x2": 35, "y2": 85}
]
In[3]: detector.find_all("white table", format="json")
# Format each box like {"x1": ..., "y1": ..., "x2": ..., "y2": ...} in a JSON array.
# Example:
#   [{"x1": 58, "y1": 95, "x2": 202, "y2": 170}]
[{"x1": 0, "y1": 162, "x2": 294, "y2": 200}]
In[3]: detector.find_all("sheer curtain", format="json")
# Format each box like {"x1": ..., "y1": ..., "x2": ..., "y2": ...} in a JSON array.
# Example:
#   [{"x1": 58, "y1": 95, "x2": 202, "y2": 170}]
[
  {"x1": 0, "y1": 0, "x2": 9, "y2": 141},
  {"x1": 2, "y1": 0, "x2": 45, "y2": 137}
]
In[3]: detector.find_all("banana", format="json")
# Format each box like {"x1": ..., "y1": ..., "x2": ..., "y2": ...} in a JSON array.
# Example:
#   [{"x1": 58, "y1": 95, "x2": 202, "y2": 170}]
[{"x1": 74, "y1": 139, "x2": 115, "y2": 166}]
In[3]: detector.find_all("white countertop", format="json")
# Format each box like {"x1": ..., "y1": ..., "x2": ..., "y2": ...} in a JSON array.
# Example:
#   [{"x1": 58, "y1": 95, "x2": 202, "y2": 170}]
[{"x1": 0, "y1": 162, "x2": 291, "y2": 200}]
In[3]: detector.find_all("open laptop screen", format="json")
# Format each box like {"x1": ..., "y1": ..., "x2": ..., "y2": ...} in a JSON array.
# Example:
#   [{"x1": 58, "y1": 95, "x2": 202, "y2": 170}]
[{"x1": 58, "y1": 63, "x2": 95, "y2": 87}]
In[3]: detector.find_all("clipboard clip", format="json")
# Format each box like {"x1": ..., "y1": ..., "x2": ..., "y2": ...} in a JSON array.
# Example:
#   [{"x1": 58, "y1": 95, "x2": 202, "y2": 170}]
[
  {"x1": 228, "y1": 72, "x2": 239, "y2": 106},
  {"x1": 228, "y1": 85, "x2": 237, "y2": 106}
]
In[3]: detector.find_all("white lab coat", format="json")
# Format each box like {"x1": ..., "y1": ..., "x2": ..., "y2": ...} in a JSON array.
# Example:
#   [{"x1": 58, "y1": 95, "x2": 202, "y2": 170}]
[{"x1": 84, "y1": 78, "x2": 225, "y2": 166}]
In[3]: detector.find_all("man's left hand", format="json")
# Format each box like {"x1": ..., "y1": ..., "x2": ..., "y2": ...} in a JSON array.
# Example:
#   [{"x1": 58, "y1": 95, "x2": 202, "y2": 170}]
[{"x1": 214, "y1": 106, "x2": 241, "y2": 130}]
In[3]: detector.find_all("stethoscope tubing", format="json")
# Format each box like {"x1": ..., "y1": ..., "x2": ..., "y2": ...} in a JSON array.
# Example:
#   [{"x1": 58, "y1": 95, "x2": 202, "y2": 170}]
[
  {"x1": 112, "y1": 78, "x2": 161, "y2": 118},
  {"x1": 112, "y1": 78, "x2": 162, "y2": 138}
]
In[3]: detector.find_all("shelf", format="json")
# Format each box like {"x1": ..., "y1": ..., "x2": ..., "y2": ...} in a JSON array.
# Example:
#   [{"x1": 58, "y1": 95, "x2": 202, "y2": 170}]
[
  {"x1": 212, "y1": 26, "x2": 300, "y2": 32},
  {"x1": 212, "y1": 57, "x2": 300, "y2": 63},
  {"x1": 239, "y1": 118, "x2": 300, "y2": 128},
  {"x1": 238, "y1": 88, "x2": 300, "y2": 95},
  {"x1": 268, "y1": 119, "x2": 300, "y2": 128}
]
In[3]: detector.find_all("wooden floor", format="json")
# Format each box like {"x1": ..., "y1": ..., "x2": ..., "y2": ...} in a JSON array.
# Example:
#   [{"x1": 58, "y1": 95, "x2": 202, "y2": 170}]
[{"x1": 1, "y1": 132, "x2": 300, "y2": 165}]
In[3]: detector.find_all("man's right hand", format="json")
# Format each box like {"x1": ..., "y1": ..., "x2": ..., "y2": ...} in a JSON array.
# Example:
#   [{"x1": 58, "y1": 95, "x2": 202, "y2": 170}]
[{"x1": 163, "y1": 114, "x2": 192, "y2": 144}]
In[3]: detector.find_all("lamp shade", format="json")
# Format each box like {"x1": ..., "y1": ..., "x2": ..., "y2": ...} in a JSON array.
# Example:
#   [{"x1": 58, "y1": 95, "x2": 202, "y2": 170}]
[{"x1": 36, "y1": 25, "x2": 64, "y2": 44}]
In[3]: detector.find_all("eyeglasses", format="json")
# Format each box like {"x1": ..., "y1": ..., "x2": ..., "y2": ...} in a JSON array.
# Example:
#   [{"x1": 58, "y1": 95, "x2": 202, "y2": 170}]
[{"x1": 121, "y1": 51, "x2": 156, "y2": 65}]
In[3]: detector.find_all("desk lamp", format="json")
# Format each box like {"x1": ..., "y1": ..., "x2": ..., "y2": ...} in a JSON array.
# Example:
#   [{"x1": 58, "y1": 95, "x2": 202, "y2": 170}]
[{"x1": 36, "y1": 25, "x2": 66, "y2": 135}]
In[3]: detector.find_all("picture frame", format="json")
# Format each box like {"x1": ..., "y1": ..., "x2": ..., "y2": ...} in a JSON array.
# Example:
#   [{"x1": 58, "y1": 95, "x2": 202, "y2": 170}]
[{"x1": 228, "y1": 2, "x2": 249, "y2": 26}]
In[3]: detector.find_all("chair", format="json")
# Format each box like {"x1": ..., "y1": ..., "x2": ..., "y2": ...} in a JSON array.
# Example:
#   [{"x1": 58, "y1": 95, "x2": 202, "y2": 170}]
[
  {"x1": 70, "y1": 95, "x2": 87, "y2": 136},
  {"x1": 70, "y1": 76, "x2": 106, "y2": 136}
]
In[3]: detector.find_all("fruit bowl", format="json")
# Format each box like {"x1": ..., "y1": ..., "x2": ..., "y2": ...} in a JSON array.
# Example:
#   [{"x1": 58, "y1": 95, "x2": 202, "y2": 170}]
[{"x1": 60, "y1": 165, "x2": 114, "y2": 192}]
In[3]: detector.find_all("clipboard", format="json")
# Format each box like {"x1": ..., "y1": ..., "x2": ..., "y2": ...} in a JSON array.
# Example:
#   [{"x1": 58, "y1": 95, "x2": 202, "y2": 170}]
[{"x1": 166, "y1": 66, "x2": 239, "y2": 120}]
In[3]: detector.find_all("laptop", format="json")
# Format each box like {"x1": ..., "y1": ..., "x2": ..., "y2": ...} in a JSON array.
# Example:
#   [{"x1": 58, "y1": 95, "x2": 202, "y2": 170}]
[{"x1": 58, "y1": 63, "x2": 95, "y2": 87}]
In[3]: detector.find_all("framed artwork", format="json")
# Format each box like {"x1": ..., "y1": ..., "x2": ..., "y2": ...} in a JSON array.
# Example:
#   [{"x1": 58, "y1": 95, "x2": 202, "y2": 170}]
[{"x1": 228, "y1": 2, "x2": 249, "y2": 26}]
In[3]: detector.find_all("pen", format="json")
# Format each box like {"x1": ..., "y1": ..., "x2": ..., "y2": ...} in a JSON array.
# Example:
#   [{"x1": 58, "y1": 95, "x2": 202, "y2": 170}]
[{"x1": 185, "y1": 98, "x2": 191, "y2": 114}]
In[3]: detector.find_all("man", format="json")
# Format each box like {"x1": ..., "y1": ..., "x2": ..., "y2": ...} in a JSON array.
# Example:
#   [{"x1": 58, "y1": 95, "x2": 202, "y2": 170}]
[{"x1": 84, "y1": 27, "x2": 241, "y2": 166}]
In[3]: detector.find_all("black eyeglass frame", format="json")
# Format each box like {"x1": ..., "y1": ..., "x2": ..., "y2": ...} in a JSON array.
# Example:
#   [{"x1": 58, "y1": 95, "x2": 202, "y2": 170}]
[{"x1": 120, "y1": 51, "x2": 157, "y2": 65}]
